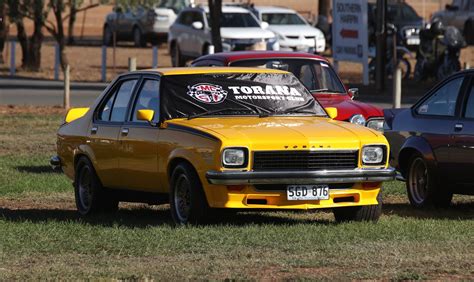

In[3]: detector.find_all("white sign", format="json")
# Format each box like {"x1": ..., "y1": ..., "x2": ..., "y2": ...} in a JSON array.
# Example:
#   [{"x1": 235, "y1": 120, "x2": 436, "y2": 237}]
[{"x1": 332, "y1": 0, "x2": 369, "y2": 85}]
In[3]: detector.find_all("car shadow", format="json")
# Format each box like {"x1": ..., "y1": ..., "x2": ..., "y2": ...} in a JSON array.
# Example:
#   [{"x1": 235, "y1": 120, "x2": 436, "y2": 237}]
[
  {"x1": 15, "y1": 165, "x2": 61, "y2": 174},
  {"x1": 0, "y1": 207, "x2": 333, "y2": 227},
  {"x1": 382, "y1": 202, "x2": 474, "y2": 220}
]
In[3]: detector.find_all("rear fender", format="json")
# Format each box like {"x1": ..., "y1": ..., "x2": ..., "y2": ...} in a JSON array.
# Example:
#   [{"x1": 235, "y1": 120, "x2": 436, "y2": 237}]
[{"x1": 398, "y1": 136, "x2": 436, "y2": 177}]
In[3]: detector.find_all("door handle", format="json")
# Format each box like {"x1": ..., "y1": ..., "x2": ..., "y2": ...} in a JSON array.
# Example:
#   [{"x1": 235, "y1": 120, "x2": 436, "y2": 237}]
[
  {"x1": 121, "y1": 128, "x2": 129, "y2": 136},
  {"x1": 454, "y1": 123, "x2": 463, "y2": 131},
  {"x1": 91, "y1": 126, "x2": 98, "y2": 135}
]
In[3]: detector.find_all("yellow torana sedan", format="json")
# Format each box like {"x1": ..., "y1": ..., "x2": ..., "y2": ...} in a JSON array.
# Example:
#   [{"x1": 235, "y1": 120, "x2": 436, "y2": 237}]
[{"x1": 51, "y1": 67, "x2": 395, "y2": 224}]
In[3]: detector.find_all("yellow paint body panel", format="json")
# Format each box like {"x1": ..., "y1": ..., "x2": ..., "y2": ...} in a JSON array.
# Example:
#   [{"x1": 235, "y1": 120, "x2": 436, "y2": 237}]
[
  {"x1": 65, "y1": 108, "x2": 89, "y2": 123},
  {"x1": 55, "y1": 68, "x2": 391, "y2": 211}
]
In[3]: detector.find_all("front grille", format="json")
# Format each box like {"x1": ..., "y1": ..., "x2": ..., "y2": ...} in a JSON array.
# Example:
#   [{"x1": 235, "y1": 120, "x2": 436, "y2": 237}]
[{"x1": 252, "y1": 150, "x2": 358, "y2": 171}]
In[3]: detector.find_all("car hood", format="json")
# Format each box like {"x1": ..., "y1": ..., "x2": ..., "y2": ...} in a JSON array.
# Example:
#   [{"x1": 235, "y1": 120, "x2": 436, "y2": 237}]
[
  {"x1": 269, "y1": 25, "x2": 324, "y2": 37},
  {"x1": 167, "y1": 116, "x2": 384, "y2": 150},
  {"x1": 221, "y1": 27, "x2": 275, "y2": 40},
  {"x1": 315, "y1": 95, "x2": 383, "y2": 121}
]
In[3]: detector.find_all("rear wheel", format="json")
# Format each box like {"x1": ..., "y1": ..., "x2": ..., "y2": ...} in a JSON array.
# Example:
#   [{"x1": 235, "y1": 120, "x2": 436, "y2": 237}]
[
  {"x1": 333, "y1": 191, "x2": 382, "y2": 222},
  {"x1": 171, "y1": 43, "x2": 185, "y2": 67},
  {"x1": 406, "y1": 154, "x2": 452, "y2": 208},
  {"x1": 133, "y1": 27, "x2": 146, "y2": 47},
  {"x1": 169, "y1": 163, "x2": 209, "y2": 225},
  {"x1": 74, "y1": 157, "x2": 118, "y2": 216}
]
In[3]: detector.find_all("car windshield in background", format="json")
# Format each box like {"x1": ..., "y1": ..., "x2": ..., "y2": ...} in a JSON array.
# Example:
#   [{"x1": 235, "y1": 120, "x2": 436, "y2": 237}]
[
  {"x1": 160, "y1": 73, "x2": 327, "y2": 120},
  {"x1": 155, "y1": 0, "x2": 189, "y2": 13},
  {"x1": 229, "y1": 59, "x2": 347, "y2": 94},
  {"x1": 262, "y1": 13, "x2": 306, "y2": 25},
  {"x1": 206, "y1": 12, "x2": 261, "y2": 28}
]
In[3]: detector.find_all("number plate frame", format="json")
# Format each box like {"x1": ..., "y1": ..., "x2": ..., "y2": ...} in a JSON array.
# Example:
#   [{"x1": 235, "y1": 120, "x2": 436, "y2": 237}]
[{"x1": 286, "y1": 185, "x2": 330, "y2": 201}]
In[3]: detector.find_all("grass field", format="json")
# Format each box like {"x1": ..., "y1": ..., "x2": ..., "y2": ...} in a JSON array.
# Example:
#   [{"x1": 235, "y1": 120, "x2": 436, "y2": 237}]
[{"x1": 0, "y1": 106, "x2": 473, "y2": 280}]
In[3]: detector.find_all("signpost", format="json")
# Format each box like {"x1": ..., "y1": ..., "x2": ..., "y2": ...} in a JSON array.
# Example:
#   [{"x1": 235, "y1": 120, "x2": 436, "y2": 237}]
[{"x1": 332, "y1": 0, "x2": 369, "y2": 85}]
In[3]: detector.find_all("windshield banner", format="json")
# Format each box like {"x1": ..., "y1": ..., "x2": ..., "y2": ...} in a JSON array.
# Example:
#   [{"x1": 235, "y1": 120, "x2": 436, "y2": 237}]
[{"x1": 161, "y1": 73, "x2": 325, "y2": 120}]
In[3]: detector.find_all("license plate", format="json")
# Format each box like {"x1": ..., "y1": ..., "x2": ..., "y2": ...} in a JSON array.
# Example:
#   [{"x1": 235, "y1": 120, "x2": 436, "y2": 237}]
[
  {"x1": 287, "y1": 185, "x2": 330, "y2": 201},
  {"x1": 407, "y1": 38, "x2": 420, "y2": 45}
]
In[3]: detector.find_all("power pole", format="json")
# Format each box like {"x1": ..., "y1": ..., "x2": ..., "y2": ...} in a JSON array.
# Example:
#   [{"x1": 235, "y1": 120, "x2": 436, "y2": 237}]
[
  {"x1": 208, "y1": 0, "x2": 223, "y2": 53},
  {"x1": 375, "y1": 0, "x2": 386, "y2": 92}
]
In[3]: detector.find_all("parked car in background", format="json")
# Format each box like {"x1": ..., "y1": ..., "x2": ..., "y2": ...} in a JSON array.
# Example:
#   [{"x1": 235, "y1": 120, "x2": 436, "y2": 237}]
[
  {"x1": 168, "y1": 5, "x2": 278, "y2": 67},
  {"x1": 51, "y1": 67, "x2": 395, "y2": 225},
  {"x1": 368, "y1": 0, "x2": 423, "y2": 49},
  {"x1": 103, "y1": 0, "x2": 190, "y2": 47},
  {"x1": 193, "y1": 51, "x2": 385, "y2": 131},
  {"x1": 384, "y1": 70, "x2": 474, "y2": 208},
  {"x1": 431, "y1": 0, "x2": 474, "y2": 45},
  {"x1": 249, "y1": 6, "x2": 326, "y2": 53}
]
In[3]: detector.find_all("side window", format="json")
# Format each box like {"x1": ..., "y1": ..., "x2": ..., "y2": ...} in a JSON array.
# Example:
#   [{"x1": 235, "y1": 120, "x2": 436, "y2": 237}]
[
  {"x1": 180, "y1": 11, "x2": 193, "y2": 26},
  {"x1": 192, "y1": 11, "x2": 203, "y2": 23},
  {"x1": 464, "y1": 84, "x2": 474, "y2": 118},
  {"x1": 98, "y1": 91, "x2": 117, "y2": 121},
  {"x1": 109, "y1": 79, "x2": 138, "y2": 122},
  {"x1": 299, "y1": 65, "x2": 314, "y2": 90},
  {"x1": 416, "y1": 77, "x2": 463, "y2": 116},
  {"x1": 132, "y1": 79, "x2": 160, "y2": 122}
]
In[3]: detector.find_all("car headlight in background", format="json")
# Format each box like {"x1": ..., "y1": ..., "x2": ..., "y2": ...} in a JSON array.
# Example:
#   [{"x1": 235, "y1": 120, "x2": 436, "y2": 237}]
[
  {"x1": 362, "y1": 146, "x2": 385, "y2": 165},
  {"x1": 349, "y1": 114, "x2": 366, "y2": 126},
  {"x1": 222, "y1": 148, "x2": 248, "y2": 168},
  {"x1": 366, "y1": 119, "x2": 384, "y2": 132}
]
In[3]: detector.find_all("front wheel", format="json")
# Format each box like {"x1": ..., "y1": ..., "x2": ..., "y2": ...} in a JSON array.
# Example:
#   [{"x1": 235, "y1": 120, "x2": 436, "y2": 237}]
[
  {"x1": 333, "y1": 192, "x2": 382, "y2": 222},
  {"x1": 74, "y1": 157, "x2": 118, "y2": 216},
  {"x1": 169, "y1": 163, "x2": 209, "y2": 225},
  {"x1": 406, "y1": 154, "x2": 452, "y2": 208}
]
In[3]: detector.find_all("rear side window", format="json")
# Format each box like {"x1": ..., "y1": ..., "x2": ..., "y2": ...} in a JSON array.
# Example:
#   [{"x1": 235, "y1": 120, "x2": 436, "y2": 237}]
[
  {"x1": 416, "y1": 77, "x2": 463, "y2": 116},
  {"x1": 464, "y1": 85, "x2": 474, "y2": 118},
  {"x1": 98, "y1": 79, "x2": 138, "y2": 122},
  {"x1": 132, "y1": 79, "x2": 160, "y2": 122}
]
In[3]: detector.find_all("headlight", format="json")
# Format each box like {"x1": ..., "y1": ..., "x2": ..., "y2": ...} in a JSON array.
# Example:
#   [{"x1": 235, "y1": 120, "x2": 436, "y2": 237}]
[
  {"x1": 366, "y1": 119, "x2": 384, "y2": 132},
  {"x1": 222, "y1": 148, "x2": 248, "y2": 168},
  {"x1": 349, "y1": 114, "x2": 366, "y2": 126},
  {"x1": 362, "y1": 146, "x2": 385, "y2": 165}
]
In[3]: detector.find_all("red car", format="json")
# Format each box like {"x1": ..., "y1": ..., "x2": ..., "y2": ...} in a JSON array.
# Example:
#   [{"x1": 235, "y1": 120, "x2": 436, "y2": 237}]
[{"x1": 192, "y1": 51, "x2": 384, "y2": 131}]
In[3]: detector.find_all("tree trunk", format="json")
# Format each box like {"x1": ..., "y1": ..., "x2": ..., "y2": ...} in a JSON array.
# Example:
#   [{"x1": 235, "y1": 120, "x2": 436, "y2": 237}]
[
  {"x1": 25, "y1": 0, "x2": 44, "y2": 71},
  {"x1": 318, "y1": 0, "x2": 331, "y2": 17},
  {"x1": 67, "y1": 0, "x2": 77, "y2": 44},
  {"x1": 52, "y1": 0, "x2": 68, "y2": 71},
  {"x1": 208, "y1": 0, "x2": 222, "y2": 53},
  {"x1": 8, "y1": 0, "x2": 30, "y2": 68},
  {"x1": 0, "y1": 1, "x2": 8, "y2": 64}
]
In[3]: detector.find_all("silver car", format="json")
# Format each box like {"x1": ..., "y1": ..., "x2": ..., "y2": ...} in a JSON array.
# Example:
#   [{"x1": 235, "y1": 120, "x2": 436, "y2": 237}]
[
  {"x1": 432, "y1": 0, "x2": 474, "y2": 45},
  {"x1": 103, "y1": 0, "x2": 190, "y2": 47}
]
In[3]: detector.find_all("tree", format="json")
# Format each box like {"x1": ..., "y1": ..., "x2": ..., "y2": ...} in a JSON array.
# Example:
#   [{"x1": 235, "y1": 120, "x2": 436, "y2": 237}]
[
  {"x1": 318, "y1": 0, "x2": 331, "y2": 18},
  {"x1": 208, "y1": 0, "x2": 222, "y2": 53},
  {"x1": 0, "y1": 0, "x2": 8, "y2": 64}
]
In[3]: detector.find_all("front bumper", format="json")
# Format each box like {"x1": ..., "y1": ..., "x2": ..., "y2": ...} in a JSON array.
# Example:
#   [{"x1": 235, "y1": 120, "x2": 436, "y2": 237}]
[{"x1": 206, "y1": 167, "x2": 396, "y2": 185}]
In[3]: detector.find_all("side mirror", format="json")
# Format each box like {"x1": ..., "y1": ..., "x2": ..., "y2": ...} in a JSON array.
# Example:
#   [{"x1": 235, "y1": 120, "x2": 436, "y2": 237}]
[
  {"x1": 348, "y1": 88, "x2": 359, "y2": 100},
  {"x1": 192, "y1": 21, "x2": 204, "y2": 30},
  {"x1": 65, "y1": 107, "x2": 89, "y2": 123},
  {"x1": 137, "y1": 109, "x2": 155, "y2": 123},
  {"x1": 325, "y1": 107, "x2": 338, "y2": 119},
  {"x1": 261, "y1": 21, "x2": 269, "y2": 30}
]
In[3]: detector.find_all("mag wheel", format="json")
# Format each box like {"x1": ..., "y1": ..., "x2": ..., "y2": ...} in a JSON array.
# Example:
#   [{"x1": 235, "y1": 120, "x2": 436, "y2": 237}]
[
  {"x1": 74, "y1": 157, "x2": 118, "y2": 216},
  {"x1": 406, "y1": 154, "x2": 452, "y2": 208},
  {"x1": 333, "y1": 192, "x2": 382, "y2": 222},
  {"x1": 170, "y1": 163, "x2": 209, "y2": 225}
]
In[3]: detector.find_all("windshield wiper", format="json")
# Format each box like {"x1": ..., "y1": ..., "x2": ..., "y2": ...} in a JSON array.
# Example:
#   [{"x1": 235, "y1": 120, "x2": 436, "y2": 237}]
[{"x1": 187, "y1": 108, "x2": 258, "y2": 119}]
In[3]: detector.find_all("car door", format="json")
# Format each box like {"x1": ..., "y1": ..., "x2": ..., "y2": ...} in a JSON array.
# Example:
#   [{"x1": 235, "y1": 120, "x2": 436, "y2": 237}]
[
  {"x1": 412, "y1": 75, "x2": 466, "y2": 182},
  {"x1": 118, "y1": 76, "x2": 162, "y2": 192},
  {"x1": 451, "y1": 74, "x2": 474, "y2": 185},
  {"x1": 90, "y1": 77, "x2": 140, "y2": 188}
]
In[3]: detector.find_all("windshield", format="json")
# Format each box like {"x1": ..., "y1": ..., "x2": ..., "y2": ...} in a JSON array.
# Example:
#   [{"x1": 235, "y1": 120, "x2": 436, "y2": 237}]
[
  {"x1": 206, "y1": 12, "x2": 261, "y2": 28},
  {"x1": 230, "y1": 59, "x2": 346, "y2": 94},
  {"x1": 155, "y1": 0, "x2": 189, "y2": 13},
  {"x1": 262, "y1": 13, "x2": 306, "y2": 25},
  {"x1": 160, "y1": 73, "x2": 327, "y2": 120}
]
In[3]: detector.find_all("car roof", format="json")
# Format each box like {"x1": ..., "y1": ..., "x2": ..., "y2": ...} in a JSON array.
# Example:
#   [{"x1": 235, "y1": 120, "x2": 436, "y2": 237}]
[
  {"x1": 135, "y1": 67, "x2": 289, "y2": 76},
  {"x1": 193, "y1": 51, "x2": 329, "y2": 65},
  {"x1": 187, "y1": 5, "x2": 251, "y2": 13},
  {"x1": 252, "y1": 6, "x2": 297, "y2": 14}
]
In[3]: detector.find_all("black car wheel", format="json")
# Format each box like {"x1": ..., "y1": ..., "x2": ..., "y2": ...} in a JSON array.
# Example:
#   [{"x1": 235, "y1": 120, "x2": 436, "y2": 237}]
[
  {"x1": 406, "y1": 154, "x2": 452, "y2": 208},
  {"x1": 74, "y1": 157, "x2": 118, "y2": 215},
  {"x1": 133, "y1": 27, "x2": 146, "y2": 47},
  {"x1": 169, "y1": 162, "x2": 209, "y2": 225},
  {"x1": 171, "y1": 43, "x2": 185, "y2": 67},
  {"x1": 103, "y1": 25, "x2": 113, "y2": 46},
  {"x1": 333, "y1": 191, "x2": 382, "y2": 222}
]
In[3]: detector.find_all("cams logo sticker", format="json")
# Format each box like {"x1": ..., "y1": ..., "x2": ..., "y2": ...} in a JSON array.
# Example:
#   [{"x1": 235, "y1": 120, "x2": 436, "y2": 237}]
[{"x1": 187, "y1": 83, "x2": 228, "y2": 104}]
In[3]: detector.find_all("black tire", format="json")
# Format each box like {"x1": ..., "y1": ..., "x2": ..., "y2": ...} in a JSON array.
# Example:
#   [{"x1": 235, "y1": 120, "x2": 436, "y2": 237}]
[
  {"x1": 133, "y1": 27, "x2": 146, "y2": 47},
  {"x1": 103, "y1": 25, "x2": 113, "y2": 46},
  {"x1": 171, "y1": 42, "x2": 185, "y2": 67},
  {"x1": 74, "y1": 157, "x2": 119, "y2": 216},
  {"x1": 169, "y1": 162, "x2": 210, "y2": 225},
  {"x1": 406, "y1": 154, "x2": 452, "y2": 208},
  {"x1": 464, "y1": 21, "x2": 474, "y2": 45},
  {"x1": 333, "y1": 191, "x2": 382, "y2": 222}
]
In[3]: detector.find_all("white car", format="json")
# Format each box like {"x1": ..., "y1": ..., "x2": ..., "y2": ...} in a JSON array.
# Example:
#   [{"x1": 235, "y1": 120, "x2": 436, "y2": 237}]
[
  {"x1": 250, "y1": 6, "x2": 326, "y2": 53},
  {"x1": 168, "y1": 5, "x2": 278, "y2": 66}
]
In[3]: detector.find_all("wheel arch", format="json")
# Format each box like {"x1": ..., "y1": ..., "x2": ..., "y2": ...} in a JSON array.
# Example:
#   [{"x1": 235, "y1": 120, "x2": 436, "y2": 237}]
[
  {"x1": 398, "y1": 136, "x2": 436, "y2": 178},
  {"x1": 167, "y1": 157, "x2": 201, "y2": 185}
]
